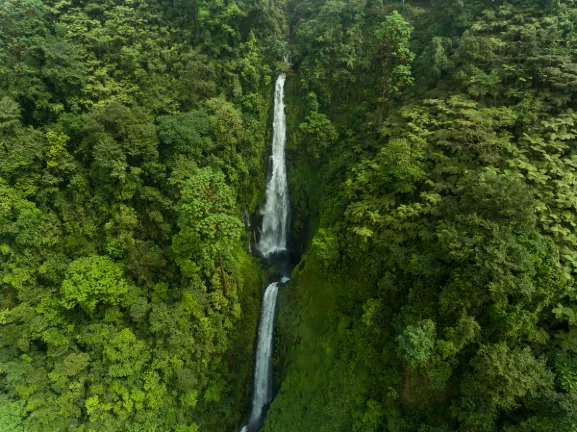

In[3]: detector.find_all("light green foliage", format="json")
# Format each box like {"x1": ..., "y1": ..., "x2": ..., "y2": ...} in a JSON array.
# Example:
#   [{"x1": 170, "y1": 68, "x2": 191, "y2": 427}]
[
  {"x1": 173, "y1": 167, "x2": 243, "y2": 279},
  {"x1": 376, "y1": 11, "x2": 415, "y2": 104},
  {"x1": 61, "y1": 255, "x2": 129, "y2": 311},
  {"x1": 104, "y1": 328, "x2": 149, "y2": 377},
  {"x1": 310, "y1": 228, "x2": 339, "y2": 270},
  {"x1": 398, "y1": 320, "x2": 436, "y2": 366},
  {"x1": 0, "y1": 400, "x2": 25, "y2": 432},
  {"x1": 44, "y1": 130, "x2": 70, "y2": 169}
]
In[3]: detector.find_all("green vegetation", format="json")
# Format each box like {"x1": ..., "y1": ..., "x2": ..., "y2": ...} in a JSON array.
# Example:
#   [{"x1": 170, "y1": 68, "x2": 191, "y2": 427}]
[
  {"x1": 0, "y1": 0, "x2": 286, "y2": 430},
  {"x1": 268, "y1": 0, "x2": 577, "y2": 431},
  {"x1": 3, "y1": 0, "x2": 577, "y2": 430}
]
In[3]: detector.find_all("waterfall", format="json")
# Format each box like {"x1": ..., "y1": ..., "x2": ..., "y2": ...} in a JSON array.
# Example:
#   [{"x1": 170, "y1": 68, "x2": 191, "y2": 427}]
[
  {"x1": 246, "y1": 282, "x2": 279, "y2": 430},
  {"x1": 258, "y1": 73, "x2": 289, "y2": 257},
  {"x1": 242, "y1": 73, "x2": 289, "y2": 432}
]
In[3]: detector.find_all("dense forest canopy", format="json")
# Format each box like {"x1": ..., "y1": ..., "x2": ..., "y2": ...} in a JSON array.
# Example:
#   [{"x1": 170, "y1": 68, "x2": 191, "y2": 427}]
[
  {"x1": 268, "y1": 0, "x2": 577, "y2": 431},
  {"x1": 2, "y1": 0, "x2": 577, "y2": 431},
  {"x1": 0, "y1": 0, "x2": 287, "y2": 430}
]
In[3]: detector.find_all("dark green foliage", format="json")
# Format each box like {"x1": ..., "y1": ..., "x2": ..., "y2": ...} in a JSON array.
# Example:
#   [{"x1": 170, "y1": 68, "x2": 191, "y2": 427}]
[{"x1": 266, "y1": 1, "x2": 577, "y2": 431}]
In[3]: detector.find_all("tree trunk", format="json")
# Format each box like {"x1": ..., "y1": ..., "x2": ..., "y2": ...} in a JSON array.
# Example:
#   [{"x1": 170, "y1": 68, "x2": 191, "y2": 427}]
[{"x1": 218, "y1": 248, "x2": 227, "y2": 295}]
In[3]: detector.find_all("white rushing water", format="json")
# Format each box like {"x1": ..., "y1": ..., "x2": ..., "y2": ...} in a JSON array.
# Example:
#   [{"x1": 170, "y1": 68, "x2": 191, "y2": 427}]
[
  {"x1": 246, "y1": 282, "x2": 279, "y2": 430},
  {"x1": 242, "y1": 73, "x2": 289, "y2": 432},
  {"x1": 258, "y1": 73, "x2": 289, "y2": 257}
]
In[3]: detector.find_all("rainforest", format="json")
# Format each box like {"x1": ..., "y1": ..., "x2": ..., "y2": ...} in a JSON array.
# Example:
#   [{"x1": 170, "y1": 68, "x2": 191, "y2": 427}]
[{"x1": 1, "y1": 0, "x2": 577, "y2": 430}]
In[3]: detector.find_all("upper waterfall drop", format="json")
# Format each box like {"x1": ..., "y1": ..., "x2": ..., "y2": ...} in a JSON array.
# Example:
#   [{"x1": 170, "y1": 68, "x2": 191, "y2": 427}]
[{"x1": 259, "y1": 73, "x2": 289, "y2": 257}]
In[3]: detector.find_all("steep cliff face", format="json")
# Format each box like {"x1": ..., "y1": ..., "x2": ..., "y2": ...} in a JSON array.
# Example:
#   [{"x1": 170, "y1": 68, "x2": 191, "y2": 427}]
[{"x1": 269, "y1": 257, "x2": 383, "y2": 432}]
